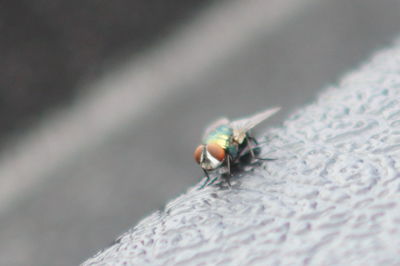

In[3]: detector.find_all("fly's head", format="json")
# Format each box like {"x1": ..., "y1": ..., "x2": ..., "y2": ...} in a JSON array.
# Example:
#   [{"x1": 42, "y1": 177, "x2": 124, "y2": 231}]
[{"x1": 194, "y1": 143, "x2": 225, "y2": 171}]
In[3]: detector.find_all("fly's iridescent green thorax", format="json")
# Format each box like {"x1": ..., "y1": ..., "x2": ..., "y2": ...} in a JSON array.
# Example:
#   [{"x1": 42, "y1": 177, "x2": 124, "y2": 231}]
[{"x1": 203, "y1": 125, "x2": 239, "y2": 159}]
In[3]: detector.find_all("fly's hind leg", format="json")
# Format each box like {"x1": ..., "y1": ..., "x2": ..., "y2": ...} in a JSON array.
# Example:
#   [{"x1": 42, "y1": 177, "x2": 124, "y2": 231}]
[
  {"x1": 246, "y1": 135, "x2": 276, "y2": 161},
  {"x1": 245, "y1": 135, "x2": 258, "y2": 159}
]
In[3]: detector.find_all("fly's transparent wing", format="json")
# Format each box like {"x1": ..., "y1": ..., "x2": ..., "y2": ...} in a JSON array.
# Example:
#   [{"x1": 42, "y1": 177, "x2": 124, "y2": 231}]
[
  {"x1": 202, "y1": 117, "x2": 230, "y2": 141},
  {"x1": 230, "y1": 107, "x2": 281, "y2": 143}
]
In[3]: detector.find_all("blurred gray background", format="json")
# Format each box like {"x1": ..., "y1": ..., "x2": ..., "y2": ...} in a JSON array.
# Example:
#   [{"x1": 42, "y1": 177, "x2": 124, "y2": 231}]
[{"x1": 1, "y1": 0, "x2": 400, "y2": 265}]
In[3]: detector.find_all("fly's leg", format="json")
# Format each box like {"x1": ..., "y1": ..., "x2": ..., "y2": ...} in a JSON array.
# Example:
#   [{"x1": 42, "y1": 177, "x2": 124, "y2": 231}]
[
  {"x1": 247, "y1": 136, "x2": 256, "y2": 159},
  {"x1": 209, "y1": 155, "x2": 232, "y2": 187},
  {"x1": 227, "y1": 154, "x2": 232, "y2": 175},
  {"x1": 208, "y1": 176, "x2": 219, "y2": 186},
  {"x1": 245, "y1": 135, "x2": 259, "y2": 159},
  {"x1": 247, "y1": 135, "x2": 259, "y2": 145},
  {"x1": 225, "y1": 155, "x2": 232, "y2": 188},
  {"x1": 198, "y1": 170, "x2": 210, "y2": 190},
  {"x1": 226, "y1": 177, "x2": 232, "y2": 187},
  {"x1": 246, "y1": 135, "x2": 276, "y2": 161}
]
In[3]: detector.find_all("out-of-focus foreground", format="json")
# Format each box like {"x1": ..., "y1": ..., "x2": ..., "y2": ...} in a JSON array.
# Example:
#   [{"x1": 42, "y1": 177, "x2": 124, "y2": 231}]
[{"x1": 1, "y1": 0, "x2": 400, "y2": 265}]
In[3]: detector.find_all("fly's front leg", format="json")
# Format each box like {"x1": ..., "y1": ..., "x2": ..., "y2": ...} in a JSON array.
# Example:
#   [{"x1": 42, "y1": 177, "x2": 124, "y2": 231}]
[
  {"x1": 208, "y1": 155, "x2": 233, "y2": 187},
  {"x1": 198, "y1": 170, "x2": 211, "y2": 189}
]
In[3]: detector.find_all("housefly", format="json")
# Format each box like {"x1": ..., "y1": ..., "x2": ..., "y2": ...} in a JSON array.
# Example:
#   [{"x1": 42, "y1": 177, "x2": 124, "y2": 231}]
[{"x1": 194, "y1": 107, "x2": 280, "y2": 188}]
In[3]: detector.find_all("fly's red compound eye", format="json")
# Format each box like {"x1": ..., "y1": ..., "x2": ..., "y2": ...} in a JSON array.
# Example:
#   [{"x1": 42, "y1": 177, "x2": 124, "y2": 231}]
[
  {"x1": 194, "y1": 145, "x2": 204, "y2": 164},
  {"x1": 206, "y1": 143, "x2": 225, "y2": 162}
]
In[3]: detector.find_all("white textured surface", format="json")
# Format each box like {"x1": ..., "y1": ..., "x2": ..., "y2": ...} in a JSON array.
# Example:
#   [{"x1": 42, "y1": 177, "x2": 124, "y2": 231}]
[{"x1": 83, "y1": 43, "x2": 400, "y2": 265}]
